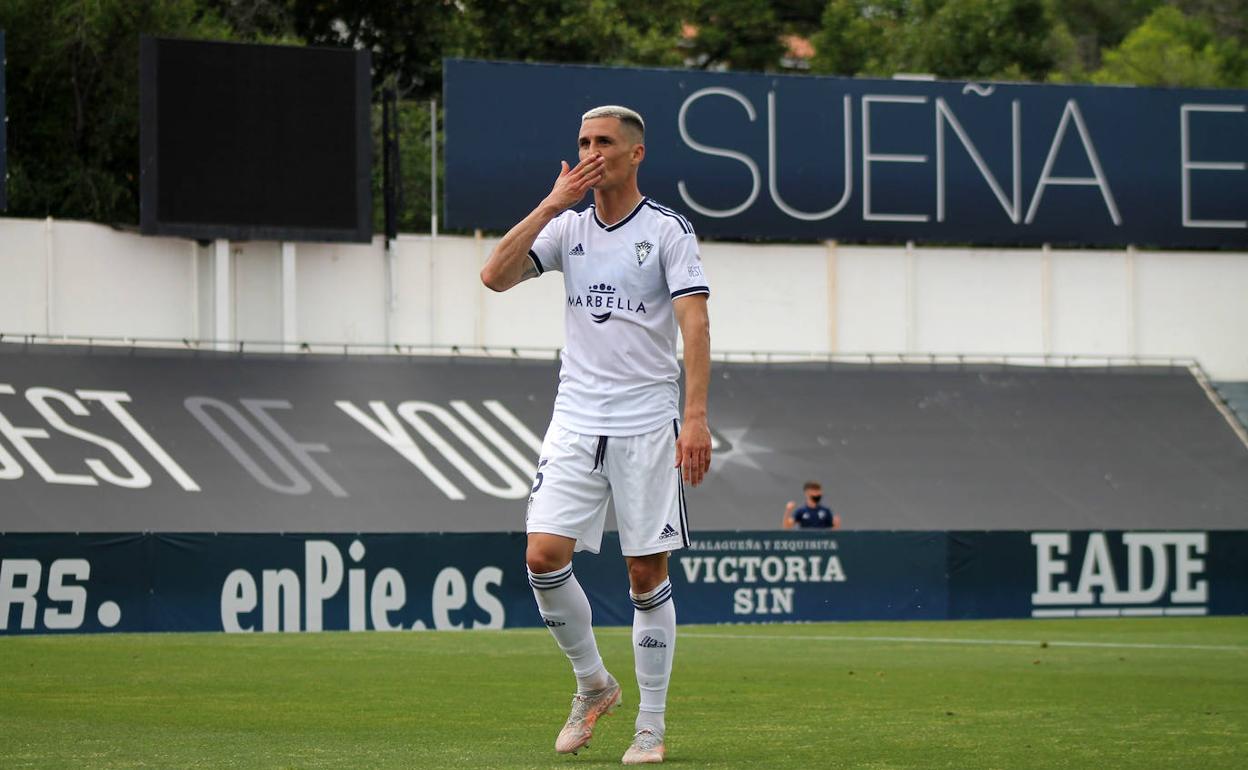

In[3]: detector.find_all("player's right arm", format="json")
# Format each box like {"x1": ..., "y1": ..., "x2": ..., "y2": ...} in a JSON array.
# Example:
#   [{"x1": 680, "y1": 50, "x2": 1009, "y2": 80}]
[
  {"x1": 480, "y1": 153, "x2": 605, "y2": 292},
  {"x1": 782, "y1": 501, "x2": 796, "y2": 529}
]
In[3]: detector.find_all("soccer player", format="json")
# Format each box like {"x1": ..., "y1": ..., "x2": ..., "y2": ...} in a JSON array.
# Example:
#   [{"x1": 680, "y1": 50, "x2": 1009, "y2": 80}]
[{"x1": 480, "y1": 105, "x2": 711, "y2": 765}]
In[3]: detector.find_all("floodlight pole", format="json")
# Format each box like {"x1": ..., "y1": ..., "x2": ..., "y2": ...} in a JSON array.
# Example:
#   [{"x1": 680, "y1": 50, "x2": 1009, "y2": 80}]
[
  {"x1": 382, "y1": 87, "x2": 399, "y2": 345},
  {"x1": 382, "y1": 88, "x2": 398, "y2": 244},
  {"x1": 281, "y1": 242, "x2": 297, "y2": 351},
  {"x1": 213, "y1": 238, "x2": 231, "y2": 350},
  {"x1": 428, "y1": 98, "x2": 438, "y2": 349},
  {"x1": 430, "y1": 98, "x2": 438, "y2": 238}
]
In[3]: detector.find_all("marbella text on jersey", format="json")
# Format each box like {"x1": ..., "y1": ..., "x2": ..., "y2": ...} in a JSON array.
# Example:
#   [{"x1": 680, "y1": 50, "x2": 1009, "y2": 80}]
[{"x1": 567, "y1": 283, "x2": 648, "y2": 320}]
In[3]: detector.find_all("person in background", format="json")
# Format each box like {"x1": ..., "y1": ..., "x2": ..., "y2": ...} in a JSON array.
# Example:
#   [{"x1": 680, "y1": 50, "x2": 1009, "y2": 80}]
[{"x1": 783, "y1": 481, "x2": 840, "y2": 529}]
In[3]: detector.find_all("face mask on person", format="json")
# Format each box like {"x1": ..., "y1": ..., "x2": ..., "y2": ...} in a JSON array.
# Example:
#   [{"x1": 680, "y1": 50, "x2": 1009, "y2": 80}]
[{"x1": 810, "y1": 495, "x2": 822, "y2": 505}]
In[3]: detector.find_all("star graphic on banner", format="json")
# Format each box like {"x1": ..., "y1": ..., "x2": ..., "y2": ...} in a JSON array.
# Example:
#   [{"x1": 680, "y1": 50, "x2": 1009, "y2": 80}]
[{"x1": 711, "y1": 427, "x2": 775, "y2": 473}]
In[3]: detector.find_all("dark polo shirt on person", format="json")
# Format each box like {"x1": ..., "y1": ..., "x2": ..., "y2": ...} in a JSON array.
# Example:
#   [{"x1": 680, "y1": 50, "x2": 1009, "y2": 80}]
[{"x1": 791, "y1": 504, "x2": 835, "y2": 528}]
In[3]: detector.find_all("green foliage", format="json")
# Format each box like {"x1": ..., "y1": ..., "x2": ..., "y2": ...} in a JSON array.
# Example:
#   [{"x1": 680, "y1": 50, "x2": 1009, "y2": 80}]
[
  {"x1": 3, "y1": 0, "x2": 1242, "y2": 229},
  {"x1": 810, "y1": 0, "x2": 1246, "y2": 85},
  {"x1": 1043, "y1": 17, "x2": 1090, "y2": 82},
  {"x1": 200, "y1": 0, "x2": 300, "y2": 44},
  {"x1": 813, "y1": 0, "x2": 1063, "y2": 80},
  {"x1": 370, "y1": 100, "x2": 441, "y2": 235},
  {"x1": 919, "y1": 0, "x2": 1057, "y2": 80},
  {"x1": 0, "y1": 0, "x2": 233, "y2": 223},
  {"x1": 811, "y1": 0, "x2": 900, "y2": 75},
  {"x1": 685, "y1": 0, "x2": 786, "y2": 71},
  {"x1": 1049, "y1": 0, "x2": 1163, "y2": 72},
  {"x1": 772, "y1": 0, "x2": 833, "y2": 32},
  {"x1": 1173, "y1": 0, "x2": 1248, "y2": 40},
  {"x1": 1091, "y1": 5, "x2": 1240, "y2": 87},
  {"x1": 289, "y1": 1, "x2": 467, "y2": 98},
  {"x1": 460, "y1": 0, "x2": 690, "y2": 68}
]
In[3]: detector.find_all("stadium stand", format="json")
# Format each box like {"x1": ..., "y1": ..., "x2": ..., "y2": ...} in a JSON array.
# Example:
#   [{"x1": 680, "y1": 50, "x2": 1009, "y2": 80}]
[
  {"x1": 1214, "y1": 382, "x2": 1248, "y2": 433},
  {"x1": 2, "y1": 343, "x2": 1244, "y2": 533}
]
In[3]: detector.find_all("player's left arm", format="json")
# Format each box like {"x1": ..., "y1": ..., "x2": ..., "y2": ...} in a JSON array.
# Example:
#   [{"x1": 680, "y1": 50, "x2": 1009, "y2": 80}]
[{"x1": 674, "y1": 293, "x2": 711, "y2": 487}]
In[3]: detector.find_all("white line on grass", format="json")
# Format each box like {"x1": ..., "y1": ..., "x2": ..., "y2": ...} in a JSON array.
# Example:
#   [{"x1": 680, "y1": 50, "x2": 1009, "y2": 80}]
[{"x1": 592, "y1": 630, "x2": 1247, "y2": 653}]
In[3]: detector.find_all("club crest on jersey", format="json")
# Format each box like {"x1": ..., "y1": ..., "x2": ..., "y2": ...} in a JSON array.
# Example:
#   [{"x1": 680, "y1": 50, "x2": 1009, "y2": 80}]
[
  {"x1": 634, "y1": 240, "x2": 653, "y2": 266},
  {"x1": 568, "y1": 282, "x2": 647, "y2": 324}
]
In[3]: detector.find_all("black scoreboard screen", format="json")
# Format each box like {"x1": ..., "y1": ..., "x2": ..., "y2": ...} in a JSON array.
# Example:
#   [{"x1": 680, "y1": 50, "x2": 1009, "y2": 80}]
[{"x1": 140, "y1": 37, "x2": 371, "y2": 242}]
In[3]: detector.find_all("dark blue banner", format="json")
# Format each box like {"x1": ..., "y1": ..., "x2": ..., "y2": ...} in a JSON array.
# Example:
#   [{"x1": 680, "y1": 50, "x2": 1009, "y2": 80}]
[
  {"x1": 3, "y1": 530, "x2": 1244, "y2": 634},
  {"x1": 1, "y1": 30, "x2": 7, "y2": 212},
  {"x1": 444, "y1": 59, "x2": 1247, "y2": 248},
  {"x1": 948, "y1": 531, "x2": 1248, "y2": 619}
]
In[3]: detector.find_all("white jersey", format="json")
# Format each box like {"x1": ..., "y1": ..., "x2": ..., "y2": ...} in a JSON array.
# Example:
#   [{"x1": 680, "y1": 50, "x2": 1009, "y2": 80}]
[{"x1": 529, "y1": 196, "x2": 709, "y2": 436}]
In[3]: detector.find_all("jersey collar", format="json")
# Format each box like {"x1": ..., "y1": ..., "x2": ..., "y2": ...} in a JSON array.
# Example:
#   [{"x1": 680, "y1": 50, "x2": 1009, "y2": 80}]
[{"x1": 590, "y1": 196, "x2": 648, "y2": 232}]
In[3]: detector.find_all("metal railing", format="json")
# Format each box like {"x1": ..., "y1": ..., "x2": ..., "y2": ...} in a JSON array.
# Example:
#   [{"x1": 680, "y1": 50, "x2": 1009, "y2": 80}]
[{"x1": 0, "y1": 331, "x2": 1200, "y2": 370}]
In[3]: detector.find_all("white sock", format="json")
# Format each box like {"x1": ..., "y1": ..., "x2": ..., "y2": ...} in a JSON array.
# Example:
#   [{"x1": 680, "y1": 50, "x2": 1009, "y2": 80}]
[
  {"x1": 529, "y1": 564, "x2": 609, "y2": 693},
  {"x1": 631, "y1": 577, "x2": 675, "y2": 735}
]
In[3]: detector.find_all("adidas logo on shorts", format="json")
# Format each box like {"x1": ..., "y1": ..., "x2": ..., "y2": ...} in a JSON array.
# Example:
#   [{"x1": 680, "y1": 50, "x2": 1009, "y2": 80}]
[
  {"x1": 569, "y1": 243, "x2": 585, "y2": 256},
  {"x1": 659, "y1": 524, "x2": 679, "y2": 540},
  {"x1": 638, "y1": 635, "x2": 667, "y2": 648}
]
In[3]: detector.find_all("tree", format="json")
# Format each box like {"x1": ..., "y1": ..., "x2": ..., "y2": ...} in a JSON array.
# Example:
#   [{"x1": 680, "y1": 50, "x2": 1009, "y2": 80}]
[
  {"x1": 0, "y1": 0, "x2": 232, "y2": 224},
  {"x1": 1048, "y1": 0, "x2": 1162, "y2": 73},
  {"x1": 684, "y1": 0, "x2": 786, "y2": 71},
  {"x1": 773, "y1": 0, "x2": 832, "y2": 32},
  {"x1": 919, "y1": 0, "x2": 1057, "y2": 81},
  {"x1": 200, "y1": 0, "x2": 299, "y2": 42},
  {"x1": 812, "y1": 0, "x2": 1063, "y2": 80},
  {"x1": 810, "y1": 0, "x2": 899, "y2": 75},
  {"x1": 287, "y1": 0, "x2": 467, "y2": 98},
  {"x1": 1091, "y1": 5, "x2": 1235, "y2": 87},
  {"x1": 1172, "y1": 0, "x2": 1248, "y2": 40},
  {"x1": 1171, "y1": 0, "x2": 1248, "y2": 85},
  {"x1": 460, "y1": 0, "x2": 690, "y2": 69}
]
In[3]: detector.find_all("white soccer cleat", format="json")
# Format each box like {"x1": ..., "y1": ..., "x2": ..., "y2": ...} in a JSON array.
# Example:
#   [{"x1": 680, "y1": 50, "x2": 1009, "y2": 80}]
[
  {"x1": 555, "y1": 674, "x2": 622, "y2": 754},
  {"x1": 621, "y1": 728, "x2": 666, "y2": 764}
]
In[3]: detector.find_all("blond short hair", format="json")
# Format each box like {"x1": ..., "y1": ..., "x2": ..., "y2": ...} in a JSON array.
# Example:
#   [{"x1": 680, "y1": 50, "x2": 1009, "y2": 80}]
[{"x1": 582, "y1": 105, "x2": 645, "y2": 142}]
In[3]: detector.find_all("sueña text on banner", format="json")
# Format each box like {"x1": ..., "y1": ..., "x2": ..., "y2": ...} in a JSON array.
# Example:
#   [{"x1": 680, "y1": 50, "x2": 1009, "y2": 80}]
[{"x1": 444, "y1": 59, "x2": 1247, "y2": 248}]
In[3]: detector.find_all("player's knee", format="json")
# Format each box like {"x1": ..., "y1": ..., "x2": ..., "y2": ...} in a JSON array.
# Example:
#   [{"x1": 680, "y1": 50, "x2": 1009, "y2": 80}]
[
  {"x1": 525, "y1": 543, "x2": 569, "y2": 575},
  {"x1": 627, "y1": 557, "x2": 666, "y2": 593}
]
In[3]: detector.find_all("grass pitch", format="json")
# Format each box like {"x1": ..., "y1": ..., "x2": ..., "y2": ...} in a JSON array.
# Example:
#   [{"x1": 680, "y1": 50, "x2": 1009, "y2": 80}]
[{"x1": 1, "y1": 618, "x2": 1245, "y2": 768}]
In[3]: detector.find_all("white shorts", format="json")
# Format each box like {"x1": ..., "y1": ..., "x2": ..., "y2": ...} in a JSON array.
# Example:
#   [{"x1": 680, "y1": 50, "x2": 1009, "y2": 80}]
[{"x1": 526, "y1": 420, "x2": 690, "y2": 556}]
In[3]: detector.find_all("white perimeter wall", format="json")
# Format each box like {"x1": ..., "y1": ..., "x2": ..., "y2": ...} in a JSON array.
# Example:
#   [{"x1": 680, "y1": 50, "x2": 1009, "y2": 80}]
[{"x1": 1, "y1": 216, "x2": 1246, "y2": 379}]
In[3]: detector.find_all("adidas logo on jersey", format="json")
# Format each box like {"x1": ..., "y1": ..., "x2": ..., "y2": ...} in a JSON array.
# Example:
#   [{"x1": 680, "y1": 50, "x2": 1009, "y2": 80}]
[
  {"x1": 659, "y1": 524, "x2": 679, "y2": 539},
  {"x1": 638, "y1": 635, "x2": 667, "y2": 649},
  {"x1": 543, "y1": 617, "x2": 566, "y2": 627},
  {"x1": 569, "y1": 243, "x2": 585, "y2": 256}
]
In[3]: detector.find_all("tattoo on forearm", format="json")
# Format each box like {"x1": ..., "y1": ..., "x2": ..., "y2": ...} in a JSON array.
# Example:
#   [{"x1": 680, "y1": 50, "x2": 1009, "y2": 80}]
[{"x1": 520, "y1": 263, "x2": 539, "y2": 282}]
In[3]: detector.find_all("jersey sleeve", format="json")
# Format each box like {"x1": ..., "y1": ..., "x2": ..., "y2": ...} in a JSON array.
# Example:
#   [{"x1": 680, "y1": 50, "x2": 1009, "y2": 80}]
[
  {"x1": 662, "y1": 226, "x2": 709, "y2": 300},
  {"x1": 528, "y1": 211, "x2": 569, "y2": 276}
]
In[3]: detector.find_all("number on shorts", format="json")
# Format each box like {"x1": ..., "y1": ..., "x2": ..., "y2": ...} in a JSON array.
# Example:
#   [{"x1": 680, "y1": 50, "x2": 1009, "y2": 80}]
[{"x1": 531, "y1": 458, "x2": 549, "y2": 494}]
